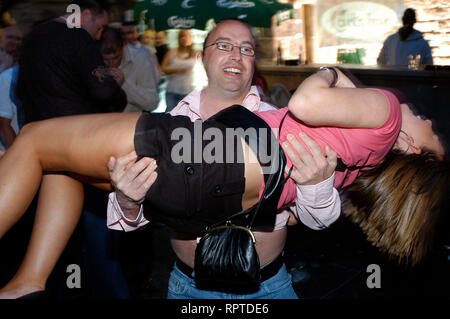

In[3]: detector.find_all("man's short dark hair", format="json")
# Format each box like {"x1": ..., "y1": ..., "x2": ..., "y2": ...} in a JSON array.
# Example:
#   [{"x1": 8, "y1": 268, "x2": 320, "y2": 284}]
[
  {"x1": 100, "y1": 26, "x2": 124, "y2": 54},
  {"x1": 72, "y1": 0, "x2": 110, "y2": 15}
]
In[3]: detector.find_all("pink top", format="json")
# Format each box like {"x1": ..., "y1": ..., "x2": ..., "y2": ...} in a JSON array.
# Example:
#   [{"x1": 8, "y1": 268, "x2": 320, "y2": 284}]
[{"x1": 257, "y1": 88, "x2": 402, "y2": 210}]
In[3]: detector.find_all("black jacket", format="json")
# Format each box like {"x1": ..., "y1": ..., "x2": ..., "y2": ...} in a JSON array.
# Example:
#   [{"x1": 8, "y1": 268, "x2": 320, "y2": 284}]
[{"x1": 18, "y1": 20, "x2": 126, "y2": 123}]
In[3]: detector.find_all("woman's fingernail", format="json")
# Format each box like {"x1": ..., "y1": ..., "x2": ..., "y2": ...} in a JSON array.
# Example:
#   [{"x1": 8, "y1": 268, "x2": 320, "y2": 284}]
[
  {"x1": 287, "y1": 134, "x2": 294, "y2": 140},
  {"x1": 299, "y1": 132, "x2": 305, "y2": 137},
  {"x1": 282, "y1": 142, "x2": 289, "y2": 148}
]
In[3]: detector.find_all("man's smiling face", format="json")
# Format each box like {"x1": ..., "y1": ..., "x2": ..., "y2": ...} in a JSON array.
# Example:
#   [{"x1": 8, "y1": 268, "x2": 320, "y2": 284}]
[{"x1": 202, "y1": 20, "x2": 256, "y2": 97}]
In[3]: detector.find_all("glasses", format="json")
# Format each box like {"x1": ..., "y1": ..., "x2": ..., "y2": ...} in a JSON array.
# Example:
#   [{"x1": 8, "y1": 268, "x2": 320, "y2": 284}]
[{"x1": 205, "y1": 41, "x2": 255, "y2": 57}]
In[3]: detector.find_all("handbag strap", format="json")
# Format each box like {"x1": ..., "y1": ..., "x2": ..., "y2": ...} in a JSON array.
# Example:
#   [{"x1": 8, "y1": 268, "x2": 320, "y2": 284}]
[
  {"x1": 248, "y1": 110, "x2": 290, "y2": 227},
  {"x1": 207, "y1": 109, "x2": 291, "y2": 230},
  {"x1": 335, "y1": 158, "x2": 374, "y2": 172}
]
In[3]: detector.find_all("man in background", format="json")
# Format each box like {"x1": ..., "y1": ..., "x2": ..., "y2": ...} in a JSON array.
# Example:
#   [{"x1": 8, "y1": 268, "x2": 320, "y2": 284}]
[
  {"x1": 101, "y1": 26, "x2": 159, "y2": 113},
  {"x1": 154, "y1": 30, "x2": 169, "y2": 65},
  {"x1": 121, "y1": 21, "x2": 161, "y2": 85}
]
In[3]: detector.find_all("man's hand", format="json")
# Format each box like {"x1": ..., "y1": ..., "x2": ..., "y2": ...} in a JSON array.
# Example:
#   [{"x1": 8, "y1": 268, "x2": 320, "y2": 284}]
[
  {"x1": 108, "y1": 67, "x2": 125, "y2": 86},
  {"x1": 282, "y1": 132, "x2": 337, "y2": 185},
  {"x1": 107, "y1": 151, "x2": 157, "y2": 219}
]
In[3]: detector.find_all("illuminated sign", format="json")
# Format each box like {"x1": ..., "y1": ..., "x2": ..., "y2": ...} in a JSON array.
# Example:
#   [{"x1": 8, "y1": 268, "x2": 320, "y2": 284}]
[
  {"x1": 167, "y1": 16, "x2": 197, "y2": 28},
  {"x1": 321, "y1": 1, "x2": 398, "y2": 39}
]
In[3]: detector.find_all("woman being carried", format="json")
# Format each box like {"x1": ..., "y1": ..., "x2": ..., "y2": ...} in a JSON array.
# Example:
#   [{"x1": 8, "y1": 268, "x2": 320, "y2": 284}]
[{"x1": 0, "y1": 68, "x2": 448, "y2": 298}]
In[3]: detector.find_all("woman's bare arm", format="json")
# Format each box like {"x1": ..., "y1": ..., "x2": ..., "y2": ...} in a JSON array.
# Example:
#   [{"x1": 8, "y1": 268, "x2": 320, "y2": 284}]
[
  {"x1": 288, "y1": 68, "x2": 390, "y2": 129},
  {"x1": 161, "y1": 49, "x2": 187, "y2": 75}
]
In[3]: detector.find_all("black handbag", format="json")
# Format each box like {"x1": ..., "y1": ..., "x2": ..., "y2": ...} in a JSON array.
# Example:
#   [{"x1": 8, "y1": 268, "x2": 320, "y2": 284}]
[
  {"x1": 194, "y1": 220, "x2": 260, "y2": 293},
  {"x1": 194, "y1": 111, "x2": 291, "y2": 294}
]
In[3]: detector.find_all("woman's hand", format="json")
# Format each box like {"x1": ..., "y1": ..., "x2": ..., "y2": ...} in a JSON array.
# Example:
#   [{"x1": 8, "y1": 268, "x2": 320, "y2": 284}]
[{"x1": 334, "y1": 67, "x2": 357, "y2": 88}]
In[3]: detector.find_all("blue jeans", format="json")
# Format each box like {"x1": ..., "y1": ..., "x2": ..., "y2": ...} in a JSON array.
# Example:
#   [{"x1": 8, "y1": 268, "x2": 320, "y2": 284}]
[{"x1": 167, "y1": 262, "x2": 299, "y2": 299}]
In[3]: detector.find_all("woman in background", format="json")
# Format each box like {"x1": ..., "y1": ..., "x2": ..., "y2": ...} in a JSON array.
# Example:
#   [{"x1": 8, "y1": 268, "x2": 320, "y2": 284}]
[{"x1": 161, "y1": 30, "x2": 199, "y2": 111}]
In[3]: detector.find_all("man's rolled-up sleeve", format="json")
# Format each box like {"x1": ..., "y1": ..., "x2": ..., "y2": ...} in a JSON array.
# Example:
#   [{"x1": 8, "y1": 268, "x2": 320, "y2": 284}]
[
  {"x1": 106, "y1": 192, "x2": 149, "y2": 232},
  {"x1": 293, "y1": 172, "x2": 341, "y2": 230}
]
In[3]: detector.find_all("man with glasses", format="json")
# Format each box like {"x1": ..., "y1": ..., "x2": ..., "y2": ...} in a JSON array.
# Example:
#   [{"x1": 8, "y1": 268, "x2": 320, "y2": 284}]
[{"x1": 106, "y1": 19, "x2": 341, "y2": 298}]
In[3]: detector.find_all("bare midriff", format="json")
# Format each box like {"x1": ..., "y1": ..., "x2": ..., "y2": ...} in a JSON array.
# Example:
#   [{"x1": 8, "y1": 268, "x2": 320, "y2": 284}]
[{"x1": 170, "y1": 138, "x2": 286, "y2": 268}]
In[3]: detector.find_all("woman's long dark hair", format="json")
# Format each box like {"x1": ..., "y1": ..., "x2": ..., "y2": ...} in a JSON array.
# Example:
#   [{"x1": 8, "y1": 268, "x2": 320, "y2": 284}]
[
  {"x1": 336, "y1": 67, "x2": 449, "y2": 266},
  {"x1": 344, "y1": 150, "x2": 450, "y2": 266}
]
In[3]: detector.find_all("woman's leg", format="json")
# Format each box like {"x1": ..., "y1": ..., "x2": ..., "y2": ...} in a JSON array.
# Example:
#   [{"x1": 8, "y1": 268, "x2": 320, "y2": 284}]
[
  {"x1": 0, "y1": 174, "x2": 84, "y2": 298},
  {"x1": 0, "y1": 112, "x2": 140, "y2": 238},
  {"x1": 0, "y1": 113, "x2": 140, "y2": 297}
]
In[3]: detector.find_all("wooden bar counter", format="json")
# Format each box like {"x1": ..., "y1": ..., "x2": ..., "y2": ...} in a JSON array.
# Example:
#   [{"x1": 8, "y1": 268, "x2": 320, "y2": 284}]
[{"x1": 258, "y1": 64, "x2": 450, "y2": 143}]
